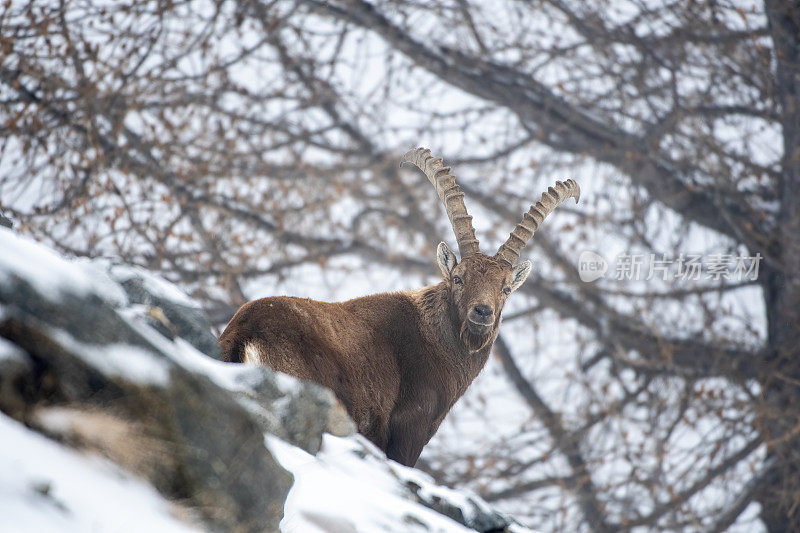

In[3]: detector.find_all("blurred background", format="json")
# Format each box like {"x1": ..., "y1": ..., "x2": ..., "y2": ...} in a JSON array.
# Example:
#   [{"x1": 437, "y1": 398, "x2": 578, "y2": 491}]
[{"x1": 2, "y1": 1, "x2": 798, "y2": 531}]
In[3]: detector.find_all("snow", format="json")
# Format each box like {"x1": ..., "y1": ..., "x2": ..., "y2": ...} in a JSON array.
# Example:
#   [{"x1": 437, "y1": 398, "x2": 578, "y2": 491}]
[
  {"x1": 120, "y1": 315, "x2": 300, "y2": 399},
  {"x1": 180, "y1": 337, "x2": 249, "y2": 378},
  {"x1": 0, "y1": 413, "x2": 199, "y2": 533},
  {"x1": 104, "y1": 262, "x2": 200, "y2": 308},
  {"x1": 114, "y1": 319, "x2": 301, "y2": 434},
  {"x1": 268, "y1": 433, "x2": 534, "y2": 533},
  {"x1": 268, "y1": 434, "x2": 473, "y2": 533},
  {"x1": 120, "y1": 318, "x2": 261, "y2": 393},
  {"x1": 393, "y1": 463, "x2": 487, "y2": 525},
  {"x1": 0, "y1": 228, "x2": 127, "y2": 305},
  {"x1": 46, "y1": 326, "x2": 172, "y2": 387},
  {"x1": 0, "y1": 227, "x2": 297, "y2": 398},
  {"x1": 152, "y1": 337, "x2": 306, "y2": 435},
  {"x1": 0, "y1": 336, "x2": 26, "y2": 362}
]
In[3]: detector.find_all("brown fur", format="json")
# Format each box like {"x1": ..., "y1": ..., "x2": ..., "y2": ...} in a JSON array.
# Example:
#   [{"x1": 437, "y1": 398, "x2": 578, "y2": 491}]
[{"x1": 219, "y1": 253, "x2": 522, "y2": 466}]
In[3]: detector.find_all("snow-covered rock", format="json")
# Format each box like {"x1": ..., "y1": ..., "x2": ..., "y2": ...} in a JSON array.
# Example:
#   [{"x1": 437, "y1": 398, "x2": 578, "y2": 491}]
[
  {"x1": 99, "y1": 259, "x2": 223, "y2": 360},
  {"x1": 0, "y1": 412, "x2": 200, "y2": 533},
  {"x1": 0, "y1": 227, "x2": 530, "y2": 533},
  {"x1": 269, "y1": 434, "x2": 529, "y2": 533}
]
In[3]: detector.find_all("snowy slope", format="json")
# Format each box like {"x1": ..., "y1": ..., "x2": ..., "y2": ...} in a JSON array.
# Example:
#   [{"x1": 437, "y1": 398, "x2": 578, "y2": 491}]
[
  {"x1": 0, "y1": 413, "x2": 200, "y2": 533},
  {"x1": 270, "y1": 434, "x2": 534, "y2": 533},
  {"x1": 0, "y1": 228, "x2": 532, "y2": 533}
]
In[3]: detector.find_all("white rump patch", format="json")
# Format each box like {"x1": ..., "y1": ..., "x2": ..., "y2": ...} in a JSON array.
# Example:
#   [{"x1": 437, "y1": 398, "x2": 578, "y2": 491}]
[{"x1": 243, "y1": 342, "x2": 262, "y2": 365}]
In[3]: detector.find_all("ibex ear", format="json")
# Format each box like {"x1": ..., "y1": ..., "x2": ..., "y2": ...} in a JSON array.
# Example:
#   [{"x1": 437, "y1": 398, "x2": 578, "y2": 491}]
[
  {"x1": 510, "y1": 260, "x2": 532, "y2": 292},
  {"x1": 437, "y1": 242, "x2": 458, "y2": 277}
]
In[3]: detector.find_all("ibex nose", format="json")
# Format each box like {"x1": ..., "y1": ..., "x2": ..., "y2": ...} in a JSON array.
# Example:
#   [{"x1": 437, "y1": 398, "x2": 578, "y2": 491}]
[{"x1": 473, "y1": 305, "x2": 493, "y2": 318}]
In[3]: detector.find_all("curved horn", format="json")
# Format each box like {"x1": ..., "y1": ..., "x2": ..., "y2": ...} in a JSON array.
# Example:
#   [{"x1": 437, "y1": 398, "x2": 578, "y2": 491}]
[
  {"x1": 495, "y1": 179, "x2": 580, "y2": 266},
  {"x1": 401, "y1": 147, "x2": 480, "y2": 259}
]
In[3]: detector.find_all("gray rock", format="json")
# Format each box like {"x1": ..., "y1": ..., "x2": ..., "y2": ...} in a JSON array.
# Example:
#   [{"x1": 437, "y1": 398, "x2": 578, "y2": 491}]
[
  {"x1": 228, "y1": 363, "x2": 357, "y2": 454},
  {"x1": 0, "y1": 273, "x2": 291, "y2": 533},
  {"x1": 404, "y1": 480, "x2": 511, "y2": 532},
  {"x1": 0, "y1": 338, "x2": 33, "y2": 417},
  {"x1": 278, "y1": 378, "x2": 355, "y2": 454},
  {"x1": 103, "y1": 262, "x2": 222, "y2": 360}
]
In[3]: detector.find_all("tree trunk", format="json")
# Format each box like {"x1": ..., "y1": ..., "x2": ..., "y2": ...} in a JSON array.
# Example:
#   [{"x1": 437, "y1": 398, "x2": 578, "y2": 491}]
[{"x1": 761, "y1": 2, "x2": 800, "y2": 530}]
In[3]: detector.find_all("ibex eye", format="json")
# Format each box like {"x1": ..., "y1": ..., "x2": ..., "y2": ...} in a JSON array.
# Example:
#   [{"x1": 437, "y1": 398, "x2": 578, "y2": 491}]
[
  {"x1": 502, "y1": 287, "x2": 511, "y2": 295},
  {"x1": 453, "y1": 275, "x2": 463, "y2": 285}
]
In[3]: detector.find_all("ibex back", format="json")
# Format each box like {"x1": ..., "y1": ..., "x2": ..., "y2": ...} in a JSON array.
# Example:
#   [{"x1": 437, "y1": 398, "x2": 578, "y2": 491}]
[{"x1": 220, "y1": 148, "x2": 579, "y2": 466}]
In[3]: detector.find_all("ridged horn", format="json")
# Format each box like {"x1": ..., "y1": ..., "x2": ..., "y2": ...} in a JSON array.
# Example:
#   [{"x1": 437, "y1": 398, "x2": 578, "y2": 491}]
[
  {"x1": 495, "y1": 179, "x2": 580, "y2": 266},
  {"x1": 401, "y1": 147, "x2": 480, "y2": 259}
]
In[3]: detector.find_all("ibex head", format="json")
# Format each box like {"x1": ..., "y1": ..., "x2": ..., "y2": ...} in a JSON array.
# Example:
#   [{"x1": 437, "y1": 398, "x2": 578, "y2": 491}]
[{"x1": 402, "y1": 147, "x2": 580, "y2": 352}]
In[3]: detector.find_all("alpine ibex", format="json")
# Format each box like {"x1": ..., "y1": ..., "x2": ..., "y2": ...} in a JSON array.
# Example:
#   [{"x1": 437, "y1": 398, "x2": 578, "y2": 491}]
[{"x1": 220, "y1": 148, "x2": 579, "y2": 466}]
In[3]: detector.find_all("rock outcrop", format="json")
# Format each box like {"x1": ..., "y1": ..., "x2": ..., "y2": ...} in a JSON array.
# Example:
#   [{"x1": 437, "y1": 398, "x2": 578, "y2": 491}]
[{"x1": 0, "y1": 228, "x2": 529, "y2": 533}]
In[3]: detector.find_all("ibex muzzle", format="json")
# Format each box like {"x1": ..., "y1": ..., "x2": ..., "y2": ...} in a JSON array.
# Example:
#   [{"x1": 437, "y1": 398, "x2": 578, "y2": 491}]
[{"x1": 220, "y1": 147, "x2": 579, "y2": 466}]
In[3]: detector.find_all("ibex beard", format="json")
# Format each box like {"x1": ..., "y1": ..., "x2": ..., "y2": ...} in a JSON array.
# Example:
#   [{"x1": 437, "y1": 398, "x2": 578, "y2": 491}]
[{"x1": 220, "y1": 148, "x2": 579, "y2": 466}]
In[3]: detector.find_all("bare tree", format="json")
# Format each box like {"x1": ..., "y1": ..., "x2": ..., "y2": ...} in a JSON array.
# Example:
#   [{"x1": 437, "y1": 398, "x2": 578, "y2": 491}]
[{"x1": 2, "y1": 0, "x2": 798, "y2": 530}]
